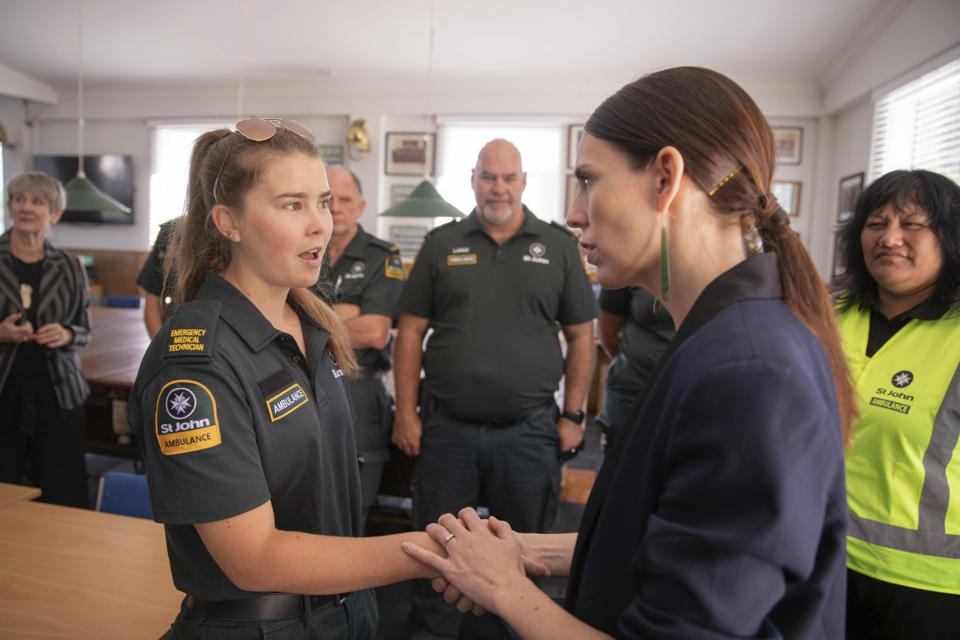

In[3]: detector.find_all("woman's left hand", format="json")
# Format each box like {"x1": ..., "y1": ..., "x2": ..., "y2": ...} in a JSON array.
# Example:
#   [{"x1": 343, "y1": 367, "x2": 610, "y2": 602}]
[
  {"x1": 34, "y1": 323, "x2": 73, "y2": 348},
  {"x1": 401, "y1": 508, "x2": 528, "y2": 615}
]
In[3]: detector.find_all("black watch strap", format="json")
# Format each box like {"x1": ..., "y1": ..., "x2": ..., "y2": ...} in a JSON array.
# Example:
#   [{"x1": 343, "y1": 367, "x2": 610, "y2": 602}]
[{"x1": 561, "y1": 409, "x2": 585, "y2": 425}]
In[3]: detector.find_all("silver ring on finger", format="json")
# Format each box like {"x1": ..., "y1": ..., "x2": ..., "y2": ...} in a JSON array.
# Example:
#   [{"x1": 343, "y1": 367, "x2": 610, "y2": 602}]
[{"x1": 443, "y1": 533, "x2": 455, "y2": 545}]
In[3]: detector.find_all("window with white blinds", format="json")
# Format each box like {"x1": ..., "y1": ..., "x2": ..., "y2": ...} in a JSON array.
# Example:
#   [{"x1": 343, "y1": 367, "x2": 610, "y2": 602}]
[
  {"x1": 435, "y1": 121, "x2": 564, "y2": 223},
  {"x1": 869, "y1": 57, "x2": 960, "y2": 183}
]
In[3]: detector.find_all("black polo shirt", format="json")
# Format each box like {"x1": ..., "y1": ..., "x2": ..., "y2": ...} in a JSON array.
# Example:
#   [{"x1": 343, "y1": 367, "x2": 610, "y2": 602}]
[
  {"x1": 599, "y1": 286, "x2": 674, "y2": 383},
  {"x1": 128, "y1": 273, "x2": 362, "y2": 600},
  {"x1": 135, "y1": 218, "x2": 178, "y2": 317},
  {"x1": 327, "y1": 225, "x2": 404, "y2": 371},
  {"x1": 855, "y1": 289, "x2": 951, "y2": 357},
  {"x1": 398, "y1": 207, "x2": 598, "y2": 422}
]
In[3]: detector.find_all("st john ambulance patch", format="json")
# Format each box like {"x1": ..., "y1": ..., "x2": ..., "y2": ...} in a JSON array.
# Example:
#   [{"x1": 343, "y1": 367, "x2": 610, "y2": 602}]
[
  {"x1": 266, "y1": 383, "x2": 310, "y2": 422},
  {"x1": 155, "y1": 379, "x2": 221, "y2": 455}
]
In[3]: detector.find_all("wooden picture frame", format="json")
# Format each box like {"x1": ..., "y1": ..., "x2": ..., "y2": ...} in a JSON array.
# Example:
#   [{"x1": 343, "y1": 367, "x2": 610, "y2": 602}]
[
  {"x1": 837, "y1": 172, "x2": 865, "y2": 225},
  {"x1": 567, "y1": 124, "x2": 584, "y2": 168},
  {"x1": 385, "y1": 132, "x2": 435, "y2": 176},
  {"x1": 772, "y1": 126, "x2": 803, "y2": 165},
  {"x1": 770, "y1": 180, "x2": 802, "y2": 216}
]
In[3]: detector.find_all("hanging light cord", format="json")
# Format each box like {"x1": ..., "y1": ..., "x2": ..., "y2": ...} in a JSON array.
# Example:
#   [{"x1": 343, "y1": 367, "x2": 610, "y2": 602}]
[
  {"x1": 76, "y1": 0, "x2": 86, "y2": 178},
  {"x1": 423, "y1": 0, "x2": 435, "y2": 181},
  {"x1": 237, "y1": 0, "x2": 246, "y2": 119}
]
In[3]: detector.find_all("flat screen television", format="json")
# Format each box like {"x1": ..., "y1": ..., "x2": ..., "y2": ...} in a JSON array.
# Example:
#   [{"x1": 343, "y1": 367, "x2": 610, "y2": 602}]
[{"x1": 32, "y1": 154, "x2": 135, "y2": 225}]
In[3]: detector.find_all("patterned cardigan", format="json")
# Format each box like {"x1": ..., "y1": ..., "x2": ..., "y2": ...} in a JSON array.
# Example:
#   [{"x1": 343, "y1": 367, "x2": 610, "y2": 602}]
[{"x1": 0, "y1": 231, "x2": 91, "y2": 410}]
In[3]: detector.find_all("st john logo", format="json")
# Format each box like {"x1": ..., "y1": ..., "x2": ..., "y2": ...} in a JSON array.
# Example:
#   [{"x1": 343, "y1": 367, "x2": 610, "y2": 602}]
[
  {"x1": 155, "y1": 380, "x2": 221, "y2": 455},
  {"x1": 891, "y1": 370, "x2": 913, "y2": 388},
  {"x1": 523, "y1": 242, "x2": 549, "y2": 265}
]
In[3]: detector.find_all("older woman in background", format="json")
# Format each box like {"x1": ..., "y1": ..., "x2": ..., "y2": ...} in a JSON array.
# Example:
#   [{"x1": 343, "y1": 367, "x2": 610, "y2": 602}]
[
  {"x1": 834, "y1": 169, "x2": 960, "y2": 639},
  {"x1": 0, "y1": 171, "x2": 91, "y2": 507}
]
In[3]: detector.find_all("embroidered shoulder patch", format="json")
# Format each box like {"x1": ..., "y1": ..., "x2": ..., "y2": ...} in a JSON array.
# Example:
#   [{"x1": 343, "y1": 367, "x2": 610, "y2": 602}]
[
  {"x1": 385, "y1": 251, "x2": 404, "y2": 280},
  {"x1": 266, "y1": 383, "x2": 309, "y2": 422},
  {"x1": 155, "y1": 380, "x2": 221, "y2": 455}
]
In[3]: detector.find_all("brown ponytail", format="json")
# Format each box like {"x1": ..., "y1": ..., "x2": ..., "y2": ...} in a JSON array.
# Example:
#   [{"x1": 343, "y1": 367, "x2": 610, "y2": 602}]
[
  {"x1": 586, "y1": 67, "x2": 855, "y2": 444},
  {"x1": 168, "y1": 125, "x2": 357, "y2": 377}
]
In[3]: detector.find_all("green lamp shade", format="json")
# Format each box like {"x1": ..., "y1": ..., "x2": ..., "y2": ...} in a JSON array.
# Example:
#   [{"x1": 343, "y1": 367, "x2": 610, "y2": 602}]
[
  {"x1": 379, "y1": 179, "x2": 463, "y2": 218},
  {"x1": 64, "y1": 174, "x2": 131, "y2": 213}
]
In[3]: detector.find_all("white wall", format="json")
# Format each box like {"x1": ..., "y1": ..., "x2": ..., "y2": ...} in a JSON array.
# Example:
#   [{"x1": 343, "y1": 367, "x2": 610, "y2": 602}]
[
  {"x1": 21, "y1": 70, "x2": 822, "y2": 253},
  {"x1": 7, "y1": 0, "x2": 957, "y2": 278},
  {"x1": 0, "y1": 94, "x2": 29, "y2": 209}
]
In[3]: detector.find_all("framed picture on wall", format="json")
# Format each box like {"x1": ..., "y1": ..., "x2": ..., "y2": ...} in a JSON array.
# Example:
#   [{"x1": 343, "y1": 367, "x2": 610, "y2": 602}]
[
  {"x1": 388, "y1": 224, "x2": 429, "y2": 259},
  {"x1": 389, "y1": 183, "x2": 418, "y2": 207},
  {"x1": 317, "y1": 144, "x2": 344, "y2": 166},
  {"x1": 837, "y1": 172, "x2": 865, "y2": 224},
  {"x1": 568, "y1": 124, "x2": 584, "y2": 168},
  {"x1": 770, "y1": 180, "x2": 802, "y2": 216},
  {"x1": 831, "y1": 232, "x2": 845, "y2": 279},
  {"x1": 566, "y1": 174, "x2": 578, "y2": 215},
  {"x1": 385, "y1": 132, "x2": 435, "y2": 176},
  {"x1": 772, "y1": 126, "x2": 803, "y2": 165}
]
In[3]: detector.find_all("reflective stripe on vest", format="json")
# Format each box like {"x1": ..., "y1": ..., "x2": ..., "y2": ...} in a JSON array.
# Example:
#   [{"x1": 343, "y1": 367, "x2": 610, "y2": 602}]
[{"x1": 838, "y1": 306, "x2": 960, "y2": 593}]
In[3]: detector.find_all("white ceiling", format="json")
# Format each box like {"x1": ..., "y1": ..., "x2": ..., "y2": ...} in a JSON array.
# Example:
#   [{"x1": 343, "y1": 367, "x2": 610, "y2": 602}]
[{"x1": 0, "y1": 0, "x2": 898, "y2": 91}]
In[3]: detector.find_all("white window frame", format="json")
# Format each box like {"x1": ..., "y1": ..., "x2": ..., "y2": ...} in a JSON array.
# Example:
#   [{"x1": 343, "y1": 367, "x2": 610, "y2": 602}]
[{"x1": 869, "y1": 52, "x2": 960, "y2": 184}]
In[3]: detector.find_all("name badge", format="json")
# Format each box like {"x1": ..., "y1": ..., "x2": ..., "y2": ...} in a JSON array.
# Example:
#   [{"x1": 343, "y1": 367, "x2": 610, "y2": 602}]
[{"x1": 266, "y1": 383, "x2": 310, "y2": 422}]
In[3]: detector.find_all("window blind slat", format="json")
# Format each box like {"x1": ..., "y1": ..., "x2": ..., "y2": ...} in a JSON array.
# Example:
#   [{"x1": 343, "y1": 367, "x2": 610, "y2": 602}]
[{"x1": 870, "y1": 58, "x2": 960, "y2": 184}]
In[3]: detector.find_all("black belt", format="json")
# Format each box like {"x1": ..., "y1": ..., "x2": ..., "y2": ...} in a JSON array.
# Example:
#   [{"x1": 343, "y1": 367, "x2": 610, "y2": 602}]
[
  {"x1": 186, "y1": 592, "x2": 348, "y2": 620},
  {"x1": 446, "y1": 400, "x2": 555, "y2": 427}
]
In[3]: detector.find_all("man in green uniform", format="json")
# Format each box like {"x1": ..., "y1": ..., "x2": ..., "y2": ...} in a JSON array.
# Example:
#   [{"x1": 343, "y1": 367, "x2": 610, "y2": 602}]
[
  {"x1": 324, "y1": 167, "x2": 405, "y2": 531},
  {"x1": 392, "y1": 139, "x2": 598, "y2": 639}
]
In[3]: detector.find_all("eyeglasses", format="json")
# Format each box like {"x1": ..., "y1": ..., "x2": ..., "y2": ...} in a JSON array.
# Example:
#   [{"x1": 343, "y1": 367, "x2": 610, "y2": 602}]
[{"x1": 212, "y1": 118, "x2": 318, "y2": 202}]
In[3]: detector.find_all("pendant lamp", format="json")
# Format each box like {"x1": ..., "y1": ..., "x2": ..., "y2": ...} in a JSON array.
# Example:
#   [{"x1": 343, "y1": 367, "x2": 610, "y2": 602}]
[
  {"x1": 64, "y1": 0, "x2": 130, "y2": 214},
  {"x1": 379, "y1": 2, "x2": 462, "y2": 220}
]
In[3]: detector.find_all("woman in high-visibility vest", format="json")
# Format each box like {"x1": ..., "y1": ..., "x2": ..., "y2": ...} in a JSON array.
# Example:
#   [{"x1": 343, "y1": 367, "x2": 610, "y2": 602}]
[{"x1": 834, "y1": 169, "x2": 960, "y2": 639}]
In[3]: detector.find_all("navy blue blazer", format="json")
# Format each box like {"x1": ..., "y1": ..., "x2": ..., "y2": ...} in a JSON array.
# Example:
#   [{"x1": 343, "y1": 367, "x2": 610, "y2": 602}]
[{"x1": 567, "y1": 254, "x2": 847, "y2": 639}]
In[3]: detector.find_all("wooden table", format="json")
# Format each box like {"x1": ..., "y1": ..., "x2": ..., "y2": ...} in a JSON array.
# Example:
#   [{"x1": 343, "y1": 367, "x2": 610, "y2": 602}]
[
  {"x1": 83, "y1": 307, "x2": 152, "y2": 389},
  {"x1": 0, "y1": 500, "x2": 181, "y2": 639},
  {"x1": 0, "y1": 482, "x2": 41, "y2": 509}
]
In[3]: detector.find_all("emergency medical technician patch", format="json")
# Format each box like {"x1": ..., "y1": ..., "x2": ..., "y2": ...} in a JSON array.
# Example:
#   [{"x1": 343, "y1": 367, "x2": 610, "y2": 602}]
[
  {"x1": 155, "y1": 380, "x2": 221, "y2": 455},
  {"x1": 266, "y1": 383, "x2": 309, "y2": 422}
]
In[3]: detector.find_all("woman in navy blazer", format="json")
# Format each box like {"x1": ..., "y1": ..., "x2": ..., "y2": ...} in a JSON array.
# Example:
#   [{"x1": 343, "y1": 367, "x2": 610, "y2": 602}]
[
  {"x1": 0, "y1": 171, "x2": 91, "y2": 508},
  {"x1": 403, "y1": 67, "x2": 856, "y2": 639}
]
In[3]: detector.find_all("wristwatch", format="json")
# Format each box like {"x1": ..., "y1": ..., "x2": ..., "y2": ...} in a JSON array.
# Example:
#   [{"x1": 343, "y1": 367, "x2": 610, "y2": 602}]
[{"x1": 560, "y1": 409, "x2": 585, "y2": 425}]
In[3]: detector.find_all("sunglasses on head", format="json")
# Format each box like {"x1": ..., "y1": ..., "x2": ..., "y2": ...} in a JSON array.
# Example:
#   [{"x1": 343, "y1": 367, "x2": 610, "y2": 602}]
[
  {"x1": 234, "y1": 117, "x2": 317, "y2": 143},
  {"x1": 212, "y1": 118, "x2": 318, "y2": 202}
]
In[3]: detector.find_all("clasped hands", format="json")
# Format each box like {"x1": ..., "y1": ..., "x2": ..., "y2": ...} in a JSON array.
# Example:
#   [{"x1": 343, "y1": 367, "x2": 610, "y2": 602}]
[
  {"x1": 0, "y1": 313, "x2": 72, "y2": 348},
  {"x1": 401, "y1": 507, "x2": 549, "y2": 617}
]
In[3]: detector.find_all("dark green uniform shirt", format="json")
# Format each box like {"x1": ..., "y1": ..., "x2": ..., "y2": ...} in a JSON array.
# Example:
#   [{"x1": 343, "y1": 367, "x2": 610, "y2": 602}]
[
  {"x1": 327, "y1": 225, "x2": 404, "y2": 371},
  {"x1": 599, "y1": 287, "x2": 675, "y2": 387},
  {"x1": 398, "y1": 207, "x2": 598, "y2": 422},
  {"x1": 135, "y1": 218, "x2": 178, "y2": 318},
  {"x1": 128, "y1": 273, "x2": 362, "y2": 601}
]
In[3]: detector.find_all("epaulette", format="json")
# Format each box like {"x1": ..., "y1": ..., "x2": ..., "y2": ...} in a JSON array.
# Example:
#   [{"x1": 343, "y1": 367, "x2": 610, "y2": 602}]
[
  {"x1": 160, "y1": 299, "x2": 221, "y2": 361},
  {"x1": 366, "y1": 233, "x2": 401, "y2": 254},
  {"x1": 424, "y1": 218, "x2": 459, "y2": 238},
  {"x1": 549, "y1": 220, "x2": 579, "y2": 240}
]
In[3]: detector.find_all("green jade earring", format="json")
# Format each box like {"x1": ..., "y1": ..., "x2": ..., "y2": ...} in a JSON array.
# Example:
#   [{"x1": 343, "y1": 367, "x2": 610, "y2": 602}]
[{"x1": 653, "y1": 216, "x2": 670, "y2": 313}]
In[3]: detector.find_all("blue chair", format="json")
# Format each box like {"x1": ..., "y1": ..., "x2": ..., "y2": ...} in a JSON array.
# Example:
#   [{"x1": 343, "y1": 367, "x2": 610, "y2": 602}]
[
  {"x1": 105, "y1": 294, "x2": 142, "y2": 309},
  {"x1": 95, "y1": 471, "x2": 153, "y2": 519}
]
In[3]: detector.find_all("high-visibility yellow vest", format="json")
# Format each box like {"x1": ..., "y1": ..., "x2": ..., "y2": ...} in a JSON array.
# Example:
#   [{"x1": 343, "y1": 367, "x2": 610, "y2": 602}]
[{"x1": 838, "y1": 305, "x2": 960, "y2": 593}]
